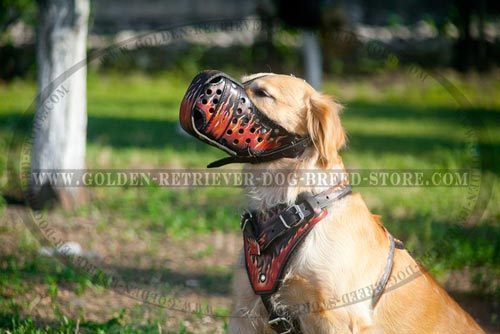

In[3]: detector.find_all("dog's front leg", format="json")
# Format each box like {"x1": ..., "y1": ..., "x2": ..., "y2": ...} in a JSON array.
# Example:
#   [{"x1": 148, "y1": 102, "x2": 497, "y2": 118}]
[
  {"x1": 228, "y1": 266, "x2": 270, "y2": 334},
  {"x1": 227, "y1": 307, "x2": 270, "y2": 334}
]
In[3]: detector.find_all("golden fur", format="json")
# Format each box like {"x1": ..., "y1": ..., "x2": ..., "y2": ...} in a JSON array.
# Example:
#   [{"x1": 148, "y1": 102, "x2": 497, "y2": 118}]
[{"x1": 228, "y1": 74, "x2": 485, "y2": 334}]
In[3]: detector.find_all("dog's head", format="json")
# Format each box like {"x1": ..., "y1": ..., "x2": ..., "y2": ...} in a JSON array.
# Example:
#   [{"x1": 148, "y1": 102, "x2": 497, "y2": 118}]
[
  {"x1": 241, "y1": 73, "x2": 346, "y2": 168},
  {"x1": 180, "y1": 70, "x2": 345, "y2": 169}
]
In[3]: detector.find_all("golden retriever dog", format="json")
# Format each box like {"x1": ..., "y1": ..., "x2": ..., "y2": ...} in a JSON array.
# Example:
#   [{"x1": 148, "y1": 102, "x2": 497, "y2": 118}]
[{"x1": 224, "y1": 73, "x2": 484, "y2": 334}]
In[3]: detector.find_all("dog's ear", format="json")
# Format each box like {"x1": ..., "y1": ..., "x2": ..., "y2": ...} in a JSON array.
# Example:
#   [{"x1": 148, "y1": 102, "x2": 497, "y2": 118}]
[{"x1": 307, "y1": 93, "x2": 346, "y2": 168}]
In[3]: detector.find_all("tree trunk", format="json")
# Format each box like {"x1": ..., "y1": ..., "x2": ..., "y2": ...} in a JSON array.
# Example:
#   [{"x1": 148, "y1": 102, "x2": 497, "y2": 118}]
[
  {"x1": 303, "y1": 30, "x2": 322, "y2": 90},
  {"x1": 453, "y1": 0, "x2": 474, "y2": 72},
  {"x1": 30, "y1": 0, "x2": 89, "y2": 210}
]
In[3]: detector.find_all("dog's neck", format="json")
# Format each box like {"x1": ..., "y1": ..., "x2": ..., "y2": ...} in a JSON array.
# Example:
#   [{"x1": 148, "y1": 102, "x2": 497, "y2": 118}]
[{"x1": 243, "y1": 151, "x2": 347, "y2": 211}]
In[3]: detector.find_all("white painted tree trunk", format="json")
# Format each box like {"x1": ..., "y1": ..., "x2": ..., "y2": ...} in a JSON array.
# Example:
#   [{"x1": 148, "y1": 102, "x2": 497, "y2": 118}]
[{"x1": 30, "y1": 0, "x2": 89, "y2": 209}]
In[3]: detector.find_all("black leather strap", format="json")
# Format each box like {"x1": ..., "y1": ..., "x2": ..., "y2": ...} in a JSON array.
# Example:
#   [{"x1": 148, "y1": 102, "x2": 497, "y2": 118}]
[
  {"x1": 371, "y1": 233, "x2": 395, "y2": 307},
  {"x1": 372, "y1": 232, "x2": 406, "y2": 307},
  {"x1": 257, "y1": 185, "x2": 352, "y2": 250},
  {"x1": 261, "y1": 294, "x2": 301, "y2": 334}
]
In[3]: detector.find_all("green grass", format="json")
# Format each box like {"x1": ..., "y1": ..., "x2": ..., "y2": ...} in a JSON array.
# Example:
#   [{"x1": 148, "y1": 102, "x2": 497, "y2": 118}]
[{"x1": 1, "y1": 69, "x2": 500, "y2": 332}]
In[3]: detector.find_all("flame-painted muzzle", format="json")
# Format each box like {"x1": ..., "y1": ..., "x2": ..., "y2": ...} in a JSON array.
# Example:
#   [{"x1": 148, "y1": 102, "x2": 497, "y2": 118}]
[{"x1": 179, "y1": 70, "x2": 311, "y2": 168}]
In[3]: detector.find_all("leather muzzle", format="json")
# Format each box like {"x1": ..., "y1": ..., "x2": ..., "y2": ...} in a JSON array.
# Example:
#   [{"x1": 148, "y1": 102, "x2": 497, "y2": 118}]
[{"x1": 179, "y1": 70, "x2": 311, "y2": 168}]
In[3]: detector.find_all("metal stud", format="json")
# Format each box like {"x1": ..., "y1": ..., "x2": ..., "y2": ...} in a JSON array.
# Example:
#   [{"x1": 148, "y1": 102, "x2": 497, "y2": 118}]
[{"x1": 259, "y1": 273, "x2": 266, "y2": 282}]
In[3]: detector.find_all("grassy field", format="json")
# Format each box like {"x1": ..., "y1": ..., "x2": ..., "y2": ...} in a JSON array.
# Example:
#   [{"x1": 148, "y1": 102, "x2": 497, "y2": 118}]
[{"x1": 0, "y1": 69, "x2": 499, "y2": 333}]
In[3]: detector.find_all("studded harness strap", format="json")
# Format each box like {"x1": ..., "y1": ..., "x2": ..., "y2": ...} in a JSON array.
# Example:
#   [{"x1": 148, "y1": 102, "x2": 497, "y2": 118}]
[{"x1": 241, "y1": 184, "x2": 405, "y2": 334}]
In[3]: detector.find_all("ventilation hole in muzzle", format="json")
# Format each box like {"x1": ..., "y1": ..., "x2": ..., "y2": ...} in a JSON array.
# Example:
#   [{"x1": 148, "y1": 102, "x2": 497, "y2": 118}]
[
  {"x1": 241, "y1": 117, "x2": 249, "y2": 125},
  {"x1": 221, "y1": 138, "x2": 227, "y2": 145},
  {"x1": 193, "y1": 109, "x2": 206, "y2": 131},
  {"x1": 216, "y1": 89, "x2": 222, "y2": 95},
  {"x1": 227, "y1": 129, "x2": 233, "y2": 135},
  {"x1": 245, "y1": 138, "x2": 251, "y2": 143},
  {"x1": 233, "y1": 139, "x2": 239, "y2": 144},
  {"x1": 210, "y1": 76, "x2": 223, "y2": 84},
  {"x1": 257, "y1": 137, "x2": 263, "y2": 142},
  {"x1": 250, "y1": 128, "x2": 256, "y2": 133},
  {"x1": 209, "y1": 107, "x2": 215, "y2": 113},
  {"x1": 236, "y1": 108, "x2": 242, "y2": 115},
  {"x1": 202, "y1": 99, "x2": 207, "y2": 104},
  {"x1": 206, "y1": 89, "x2": 212, "y2": 95},
  {"x1": 213, "y1": 98, "x2": 219, "y2": 104},
  {"x1": 238, "y1": 129, "x2": 244, "y2": 134},
  {"x1": 232, "y1": 118, "x2": 238, "y2": 124},
  {"x1": 241, "y1": 98, "x2": 246, "y2": 103}
]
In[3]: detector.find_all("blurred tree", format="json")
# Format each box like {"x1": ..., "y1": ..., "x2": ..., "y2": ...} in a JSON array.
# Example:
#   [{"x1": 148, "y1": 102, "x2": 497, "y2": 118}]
[
  {"x1": 452, "y1": 0, "x2": 499, "y2": 71},
  {"x1": 29, "y1": 0, "x2": 89, "y2": 210},
  {"x1": 0, "y1": 0, "x2": 37, "y2": 80},
  {"x1": 0, "y1": 0, "x2": 36, "y2": 38},
  {"x1": 275, "y1": 0, "x2": 323, "y2": 29},
  {"x1": 358, "y1": 0, "x2": 499, "y2": 71},
  {"x1": 274, "y1": 0, "x2": 325, "y2": 89}
]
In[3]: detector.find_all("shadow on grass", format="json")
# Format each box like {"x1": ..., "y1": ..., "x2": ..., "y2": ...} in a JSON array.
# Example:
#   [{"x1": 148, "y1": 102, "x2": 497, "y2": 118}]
[
  {"x1": 87, "y1": 115, "x2": 207, "y2": 151},
  {"x1": 102, "y1": 264, "x2": 232, "y2": 296},
  {"x1": 384, "y1": 216, "x2": 500, "y2": 269},
  {"x1": 0, "y1": 312, "x2": 162, "y2": 334},
  {"x1": 0, "y1": 251, "x2": 232, "y2": 297},
  {"x1": 3, "y1": 113, "x2": 212, "y2": 152},
  {"x1": 347, "y1": 101, "x2": 500, "y2": 124}
]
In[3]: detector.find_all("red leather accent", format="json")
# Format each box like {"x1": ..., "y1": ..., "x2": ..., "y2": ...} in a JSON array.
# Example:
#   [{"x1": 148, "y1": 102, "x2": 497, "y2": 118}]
[
  {"x1": 191, "y1": 83, "x2": 285, "y2": 152},
  {"x1": 248, "y1": 238, "x2": 261, "y2": 256}
]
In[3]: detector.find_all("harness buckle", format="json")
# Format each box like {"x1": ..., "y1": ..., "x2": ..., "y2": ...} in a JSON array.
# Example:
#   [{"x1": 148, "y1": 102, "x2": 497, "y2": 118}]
[
  {"x1": 279, "y1": 204, "x2": 306, "y2": 229},
  {"x1": 291, "y1": 204, "x2": 305, "y2": 221},
  {"x1": 279, "y1": 204, "x2": 305, "y2": 228},
  {"x1": 268, "y1": 317, "x2": 294, "y2": 334}
]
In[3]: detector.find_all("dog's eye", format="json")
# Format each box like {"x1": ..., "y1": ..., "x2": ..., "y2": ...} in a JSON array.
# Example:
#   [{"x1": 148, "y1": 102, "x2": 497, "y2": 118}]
[{"x1": 255, "y1": 88, "x2": 272, "y2": 98}]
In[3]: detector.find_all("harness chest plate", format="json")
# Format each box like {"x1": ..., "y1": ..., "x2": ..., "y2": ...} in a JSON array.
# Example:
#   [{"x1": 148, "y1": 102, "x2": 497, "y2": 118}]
[
  {"x1": 239, "y1": 185, "x2": 352, "y2": 334},
  {"x1": 242, "y1": 206, "x2": 327, "y2": 294}
]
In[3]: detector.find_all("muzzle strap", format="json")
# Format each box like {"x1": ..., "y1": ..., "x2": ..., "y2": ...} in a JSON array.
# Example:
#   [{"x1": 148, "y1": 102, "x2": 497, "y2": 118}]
[{"x1": 207, "y1": 136, "x2": 311, "y2": 168}]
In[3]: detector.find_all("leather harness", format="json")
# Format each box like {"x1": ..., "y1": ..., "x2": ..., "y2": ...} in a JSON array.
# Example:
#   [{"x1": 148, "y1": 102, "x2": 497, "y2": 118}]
[{"x1": 240, "y1": 184, "x2": 404, "y2": 334}]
